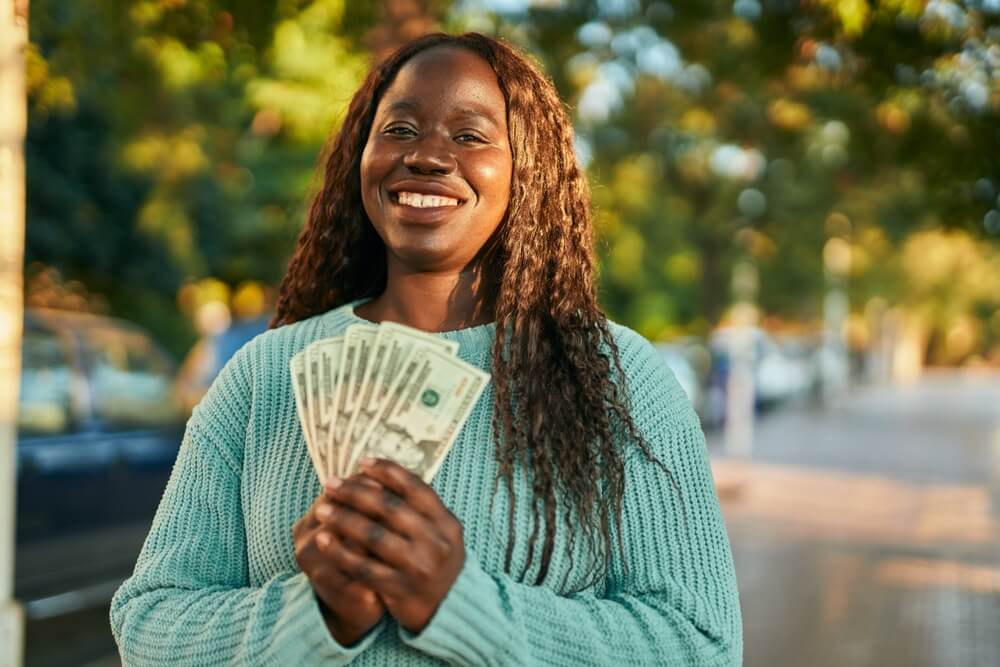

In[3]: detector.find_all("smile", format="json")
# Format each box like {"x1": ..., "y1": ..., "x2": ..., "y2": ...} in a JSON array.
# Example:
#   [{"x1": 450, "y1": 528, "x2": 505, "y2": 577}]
[{"x1": 393, "y1": 191, "x2": 461, "y2": 208}]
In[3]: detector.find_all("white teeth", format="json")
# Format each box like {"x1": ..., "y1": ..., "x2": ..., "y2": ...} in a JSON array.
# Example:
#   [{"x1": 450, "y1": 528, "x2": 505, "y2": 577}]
[{"x1": 396, "y1": 191, "x2": 460, "y2": 208}]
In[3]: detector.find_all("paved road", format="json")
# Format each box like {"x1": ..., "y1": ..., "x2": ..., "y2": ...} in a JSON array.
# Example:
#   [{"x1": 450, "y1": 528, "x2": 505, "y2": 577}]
[
  {"x1": 710, "y1": 371, "x2": 1000, "y2": 667},
  {"x1": 25, "y1": 608, "x2": 120, "y2": 667}
]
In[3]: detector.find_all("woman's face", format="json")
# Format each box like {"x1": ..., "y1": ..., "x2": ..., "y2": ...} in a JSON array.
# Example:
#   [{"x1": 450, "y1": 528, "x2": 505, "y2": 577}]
[{"x1": 360, "y1": 46, "x2": 513, "y2": 273}]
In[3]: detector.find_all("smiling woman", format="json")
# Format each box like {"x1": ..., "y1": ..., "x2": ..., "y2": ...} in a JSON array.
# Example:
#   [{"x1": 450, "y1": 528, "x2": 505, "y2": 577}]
[{"x1": 110, "y1": 33, "x2": 743, "y2": 666}]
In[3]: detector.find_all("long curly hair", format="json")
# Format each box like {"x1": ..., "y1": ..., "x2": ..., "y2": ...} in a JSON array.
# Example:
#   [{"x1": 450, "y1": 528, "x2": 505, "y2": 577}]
[{"x1": 272, "y1": 32, "x2": 672, "y2": 587}]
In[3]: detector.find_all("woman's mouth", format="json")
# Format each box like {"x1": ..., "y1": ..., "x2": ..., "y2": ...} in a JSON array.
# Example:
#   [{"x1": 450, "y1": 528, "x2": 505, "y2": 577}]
[
  {"x1": 386, "y1": 190, "x2": 467, "y2": 224},
  {"x1": 391, "y1": 191, "x2": 462, "y2": 208}
]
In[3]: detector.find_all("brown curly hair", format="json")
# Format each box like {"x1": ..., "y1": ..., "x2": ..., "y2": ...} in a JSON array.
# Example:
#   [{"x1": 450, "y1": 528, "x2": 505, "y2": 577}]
[{"x1": 272, "y1": 32, "x2": 673, "y2": 587}]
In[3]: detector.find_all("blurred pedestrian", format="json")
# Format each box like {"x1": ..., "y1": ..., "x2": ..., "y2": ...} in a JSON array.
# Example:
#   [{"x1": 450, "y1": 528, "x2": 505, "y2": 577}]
[{"x1": 175, "y1": 282, "x2": 272, "y2": 414}]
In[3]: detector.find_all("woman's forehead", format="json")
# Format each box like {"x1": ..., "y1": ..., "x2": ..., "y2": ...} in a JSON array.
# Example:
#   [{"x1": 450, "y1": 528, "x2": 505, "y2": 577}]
[{"x1": 378, "y1": 47, "x2": 506, "y2": 120}]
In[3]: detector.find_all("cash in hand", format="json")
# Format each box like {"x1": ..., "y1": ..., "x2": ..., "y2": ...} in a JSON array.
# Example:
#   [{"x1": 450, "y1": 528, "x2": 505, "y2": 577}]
[{"x1": 290, "y1": 322, "x2": 490, "y2": 483}]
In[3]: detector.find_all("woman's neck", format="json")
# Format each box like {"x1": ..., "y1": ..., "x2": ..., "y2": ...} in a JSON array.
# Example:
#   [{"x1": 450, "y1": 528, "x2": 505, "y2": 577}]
[{"x1": 355, "y1": 261, "x2": 497, "y2": 333}]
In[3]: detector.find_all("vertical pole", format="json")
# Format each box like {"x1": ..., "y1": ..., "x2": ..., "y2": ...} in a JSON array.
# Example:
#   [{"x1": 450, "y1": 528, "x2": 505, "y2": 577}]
[
  {"x1": 0, "y1": 0, "x2": 28, "y2": 665},
  {"x1": 724, "y1": 260, "x2": 758, "y2": 460},
  {"x1": 822, "y1": 237, "x2": 851, "y2": 400},
  {"x1": 864, "y1": 297, "x2": 889, "y2": 385}
]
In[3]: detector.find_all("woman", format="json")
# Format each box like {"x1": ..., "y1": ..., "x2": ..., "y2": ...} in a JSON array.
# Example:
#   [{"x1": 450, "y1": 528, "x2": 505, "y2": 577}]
[{"x1": 111, "y1": 33, "x2": 742, "y2": 665}]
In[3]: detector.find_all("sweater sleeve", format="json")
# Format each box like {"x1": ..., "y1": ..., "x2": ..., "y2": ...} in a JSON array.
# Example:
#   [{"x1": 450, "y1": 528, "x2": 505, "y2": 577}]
[
  {"x1": 400, "y1": 332, "x2": 743, "y2": 666},
  {"x1": 109, "y1": 344, "x2": 382, "y2": 666}
]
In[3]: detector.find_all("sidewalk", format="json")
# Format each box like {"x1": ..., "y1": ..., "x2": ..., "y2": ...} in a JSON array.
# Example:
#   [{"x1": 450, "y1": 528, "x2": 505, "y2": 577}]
[{"x1": 710, "y1": 371, "x2": 1000, "y2": 667}]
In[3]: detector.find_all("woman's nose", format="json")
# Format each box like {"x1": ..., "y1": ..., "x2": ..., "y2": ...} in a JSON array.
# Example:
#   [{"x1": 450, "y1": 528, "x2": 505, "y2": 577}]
[{"x1": 402, "y1": 135, "x2": 455, "y2": 174}]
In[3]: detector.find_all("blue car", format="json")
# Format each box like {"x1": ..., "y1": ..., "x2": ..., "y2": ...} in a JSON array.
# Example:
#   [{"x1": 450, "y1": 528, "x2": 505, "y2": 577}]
[{"x1": 15, "y1": 309, "x2": 185, "y2": 620}]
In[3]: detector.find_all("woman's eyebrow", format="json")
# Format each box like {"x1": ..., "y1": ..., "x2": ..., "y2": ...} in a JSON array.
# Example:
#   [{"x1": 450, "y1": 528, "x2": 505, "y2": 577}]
[
  {"x1": 385, "y1": 100, "x2": 419, "y2": 114},
  {"x1": 452, "y1": 107, "x2": 503, "y2": 130},
  {"x1": 383, "y1": 99, "x2": 503, "y2": 130}
]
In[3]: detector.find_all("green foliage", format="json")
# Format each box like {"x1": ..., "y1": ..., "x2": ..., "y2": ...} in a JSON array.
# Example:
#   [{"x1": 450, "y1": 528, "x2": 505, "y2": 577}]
[
  {"x1": 453, "y1": 0, "x2": 1000, "y2": 344},
  {"x1": 26, "y1": 0, "x2": 374, "y2": 348},
  {"x1": 25, "y1": 0, "x2": 1000, "y2": 361}
]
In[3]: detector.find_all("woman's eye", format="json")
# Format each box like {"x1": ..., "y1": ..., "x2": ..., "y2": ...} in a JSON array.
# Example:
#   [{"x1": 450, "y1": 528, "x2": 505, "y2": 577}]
[
  {"x1": 457, "y1": 133, "x2": 485, "y2": 143},
  {"x1": 385, "y1": 126, "x2": 415, "y2": 136}
]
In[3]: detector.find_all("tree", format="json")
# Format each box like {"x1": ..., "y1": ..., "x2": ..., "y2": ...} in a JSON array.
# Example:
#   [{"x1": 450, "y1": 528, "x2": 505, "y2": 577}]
[
  {"x1": 451, "y1": 0, "x2": 999, "y2": 355},
  {"x1": 24, "y1": 0, "x2": 376, "y2": 355},
  {"x1": 24, "y1": 0, "x2": 1000, "y2": 362}
]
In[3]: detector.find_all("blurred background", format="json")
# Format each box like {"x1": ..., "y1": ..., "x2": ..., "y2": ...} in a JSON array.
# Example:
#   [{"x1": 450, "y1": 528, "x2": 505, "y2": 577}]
[{"x1": 4, "y1": 0, "x2": 999, "y2": 665}]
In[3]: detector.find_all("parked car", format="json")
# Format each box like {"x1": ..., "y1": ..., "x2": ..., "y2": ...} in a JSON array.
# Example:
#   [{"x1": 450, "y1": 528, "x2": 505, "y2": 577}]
[
  {"x1": 773, "y1": 334, "x2": 824, "y2": 402},
  {"x1": 15, "y1": 309, "x2": 185, "y2": 619}
]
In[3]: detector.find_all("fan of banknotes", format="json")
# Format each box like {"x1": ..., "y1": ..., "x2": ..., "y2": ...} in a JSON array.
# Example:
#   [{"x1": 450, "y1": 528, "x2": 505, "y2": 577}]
[{"x1": 290, "y1": 322, "x2": 490, "y2": 484}]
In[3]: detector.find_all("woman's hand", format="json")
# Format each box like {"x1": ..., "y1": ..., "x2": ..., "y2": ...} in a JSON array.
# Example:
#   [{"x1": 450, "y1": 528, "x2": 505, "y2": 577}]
[
  {"x1": 319, "y1": 458, "x2": 466, "y2": 634},
  {"x1": 293, "y1": 492, "x2": 386, "y2": 646}
]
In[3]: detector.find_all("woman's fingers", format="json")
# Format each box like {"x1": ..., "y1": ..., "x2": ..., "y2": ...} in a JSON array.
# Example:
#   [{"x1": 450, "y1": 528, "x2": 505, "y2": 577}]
[
  {"x1": 316, "y1": 497, "x2": 435, "y2": 574},
  {"x1": 294, "y1": 493, "x2": 389, "y2": 647},
  {"x1": 306, "y1": 527, "x2": 383, "y2": 605},
  {"x1": 316, "y1": 526, "x2": 406, "y2": 597},
  {"x1": 323, "y1": 474, "x2": 433, "y2": 542},
  {"x1": 310, "y1": 561, "x2": 380, "y2": 616},
  {"x1": 306, "y1": 468, "x2": 466, "y2": 634},
  {"x1": 355, "y1": 458, "x2": 451, "y2": 521}
]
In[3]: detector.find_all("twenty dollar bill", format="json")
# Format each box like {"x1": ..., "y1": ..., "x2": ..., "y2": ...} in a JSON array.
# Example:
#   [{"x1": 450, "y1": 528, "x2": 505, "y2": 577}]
[{"x1": 349, "y1": 345, "x2": 489, "y2": 481}]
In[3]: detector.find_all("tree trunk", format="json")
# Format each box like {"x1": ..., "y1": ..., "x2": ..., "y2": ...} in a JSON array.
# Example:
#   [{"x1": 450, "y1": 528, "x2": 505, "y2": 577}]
[
  {"x1": 0, "y1": 0, "x2": 27, "y2": 664},
  {"x1": 688, "y1": 186, "x2": 728, "y2": 326},
  {"x1": 698, "y1": 234, "x2": 726, "y2": 325}
]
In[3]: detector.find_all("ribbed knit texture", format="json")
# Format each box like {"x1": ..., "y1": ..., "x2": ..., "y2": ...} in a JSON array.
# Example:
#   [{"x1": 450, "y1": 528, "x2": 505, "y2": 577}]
[{"x1": 110, "y1": 301, "x2": 743, "y2": 666}]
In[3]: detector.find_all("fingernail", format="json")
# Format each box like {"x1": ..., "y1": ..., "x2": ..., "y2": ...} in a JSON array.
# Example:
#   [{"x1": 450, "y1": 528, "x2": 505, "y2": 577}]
[
  {"x1": 359, "y1": 457, "x2": 375, "y2": 469},
  {"x1": 316, "y1": 532, "x2": 331, "y2": 548},
  {"x1": 326, "y1": 476, "x2": 342, "y2": 489},
  {"x1": 316, "y1": 504, "x2": 332, "y2": 520}
]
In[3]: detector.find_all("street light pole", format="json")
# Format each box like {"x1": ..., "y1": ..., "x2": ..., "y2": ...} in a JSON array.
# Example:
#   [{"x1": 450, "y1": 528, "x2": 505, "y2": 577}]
[
  {"x1": 822, "y1": 237, "x2": 851, "y2": 401},
  {"x1": 724, "y1": 260, "x2": 759, "y2": 460},
  {"x1": 0, "y1": 1, "x2": 28, "y2": 665}
]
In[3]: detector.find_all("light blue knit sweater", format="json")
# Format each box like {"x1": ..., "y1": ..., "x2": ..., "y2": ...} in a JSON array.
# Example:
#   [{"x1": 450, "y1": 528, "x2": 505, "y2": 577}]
[{"x1": 110, "y1": 302, "x2": 742, "y2": 665}]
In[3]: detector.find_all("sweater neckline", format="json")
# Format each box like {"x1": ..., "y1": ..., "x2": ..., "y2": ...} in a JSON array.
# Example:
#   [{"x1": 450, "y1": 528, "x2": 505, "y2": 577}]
[{"x1": 323, "y1": 298, "x2": 498, "y2": 351}]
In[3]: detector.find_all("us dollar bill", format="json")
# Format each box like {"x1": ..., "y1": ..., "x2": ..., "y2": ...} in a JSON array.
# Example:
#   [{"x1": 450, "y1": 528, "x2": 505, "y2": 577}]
[
  {"x1": 304, "y1": 343, "x2": 322, "y2": 452},
  {"x1": 344, "y1": 322, "x2": 458, "y2": 460},
  {"x1": 309, "y1": 337, "x2": 344, "y2": 479},
  {"x1": 290, "y1": 351, "x2": 323, "y2": 480},
  {"x1": 331, "y1": 324, "x2": 378, "y2": 475},
  {"x1": 349, "y1": 346, "x2": 490, "y2": 482}
]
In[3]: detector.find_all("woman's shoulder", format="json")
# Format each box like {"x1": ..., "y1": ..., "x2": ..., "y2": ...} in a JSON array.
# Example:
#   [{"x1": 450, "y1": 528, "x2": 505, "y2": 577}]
[
  {"x1": 605, "y1": 320, "x2": 657, "y2": 361},
  {"x1": 603, "y1": 319, "x2": 696, "y2": 429},
  {"x1": 604, "y1": 320, "x2": 672, "y2": 383}
]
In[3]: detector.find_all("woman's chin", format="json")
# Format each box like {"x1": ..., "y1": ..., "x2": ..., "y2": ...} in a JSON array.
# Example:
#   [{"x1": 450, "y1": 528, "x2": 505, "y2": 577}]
[{"x1": 387, "y1": 242, "x2": 473, "y2": 274}]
